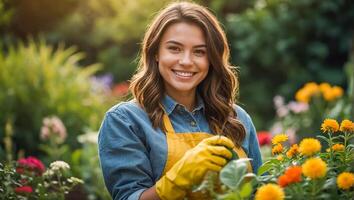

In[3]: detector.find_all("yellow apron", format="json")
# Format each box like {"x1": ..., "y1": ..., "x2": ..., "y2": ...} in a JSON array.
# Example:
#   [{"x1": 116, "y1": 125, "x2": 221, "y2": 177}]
[{"x1": 161, "y1": 114, "x2": 252, "y2": 199}]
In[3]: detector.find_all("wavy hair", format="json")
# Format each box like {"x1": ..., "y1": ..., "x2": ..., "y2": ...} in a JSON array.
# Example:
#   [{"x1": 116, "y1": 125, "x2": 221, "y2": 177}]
[{"x1": 130, "y1": 1, "x2": 246, "y2": 146}]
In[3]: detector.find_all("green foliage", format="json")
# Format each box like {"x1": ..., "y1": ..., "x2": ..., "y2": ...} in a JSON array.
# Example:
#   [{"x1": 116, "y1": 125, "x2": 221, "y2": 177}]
[
  {"x1": 0, "y1": 40, "x2": 112, "y2": 157},
  {"x1": 194, "y1": 158, "x2": 257, "y2": 200},
  {"x1": 226, "y1": 0, "x2": 354, "y2": 129}
]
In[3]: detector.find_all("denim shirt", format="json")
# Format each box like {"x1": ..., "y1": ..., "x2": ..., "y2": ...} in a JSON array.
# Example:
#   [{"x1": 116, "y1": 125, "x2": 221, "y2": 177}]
[{"x1": 98, "y1": 95, "x2": 262, "y2": 200}]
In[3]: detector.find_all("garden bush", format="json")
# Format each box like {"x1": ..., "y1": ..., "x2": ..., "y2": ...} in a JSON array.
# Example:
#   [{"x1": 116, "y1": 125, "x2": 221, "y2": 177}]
[
  {"x1": 0, "y1": 40, "x2": 113, "y2": 158},
  {"x1": 226, "y1": 0, "x2": 354, "y2": 129}
]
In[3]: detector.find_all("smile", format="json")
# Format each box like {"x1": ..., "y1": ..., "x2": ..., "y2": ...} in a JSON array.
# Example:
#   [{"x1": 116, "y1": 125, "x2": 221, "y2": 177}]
[{"x1": 172, "y1": 70, "x2": 196, "y2": 78}]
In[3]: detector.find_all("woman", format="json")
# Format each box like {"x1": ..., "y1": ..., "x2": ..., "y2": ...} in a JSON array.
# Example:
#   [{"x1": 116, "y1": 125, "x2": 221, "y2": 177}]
[{"x1": 98, "y1": 2, "x2": 262, "y2": 200}]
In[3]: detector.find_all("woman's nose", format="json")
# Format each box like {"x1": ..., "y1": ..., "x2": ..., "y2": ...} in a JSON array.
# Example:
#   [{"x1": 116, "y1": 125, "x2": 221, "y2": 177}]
[{"x1": 179, "y1": 51, "x2": 193, "y2": 66}]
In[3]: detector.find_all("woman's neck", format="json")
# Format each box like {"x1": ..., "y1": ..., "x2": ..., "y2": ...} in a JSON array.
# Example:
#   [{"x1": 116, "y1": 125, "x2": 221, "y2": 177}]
[{"x1": 166, "y1": 91, "x2": 196, "y2": 112}]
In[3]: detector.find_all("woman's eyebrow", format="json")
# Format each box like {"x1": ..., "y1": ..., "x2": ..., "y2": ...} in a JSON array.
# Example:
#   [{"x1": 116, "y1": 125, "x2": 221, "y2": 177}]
[{"x1": 165, "y1": 40, "x2": 207, "y2": 48}]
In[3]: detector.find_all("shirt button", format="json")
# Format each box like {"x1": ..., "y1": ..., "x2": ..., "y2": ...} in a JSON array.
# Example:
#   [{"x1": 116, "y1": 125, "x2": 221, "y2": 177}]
[{"x1": 190, "y1": 121, "x2": 196, "y2": 127}]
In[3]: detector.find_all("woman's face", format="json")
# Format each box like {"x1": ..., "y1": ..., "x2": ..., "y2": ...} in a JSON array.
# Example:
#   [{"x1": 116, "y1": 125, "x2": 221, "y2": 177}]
[{"x1": 157, "y1": 22, "x2": 209, "y2": 98}]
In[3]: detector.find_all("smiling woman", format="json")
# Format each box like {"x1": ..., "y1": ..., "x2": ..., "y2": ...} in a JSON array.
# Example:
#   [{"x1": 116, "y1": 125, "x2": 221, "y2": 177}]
[
  {"x1": 98, "y1": 1, "x2": 262, "y2": 200},
  {"x1": 157, "y1": 22, "x2": 209, "y2": 110}
]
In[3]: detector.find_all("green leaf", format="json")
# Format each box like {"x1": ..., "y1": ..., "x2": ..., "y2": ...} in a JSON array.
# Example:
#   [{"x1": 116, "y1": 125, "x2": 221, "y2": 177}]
[
  {"x1": 239, "y1": 181, "x2": 253, "y2": 198},
  {"x1": 257, "y1": 160, "x2": 274, "y2": 175},
  {"x1": 220, "y1": 159, "x2": 248, "y2": 189}
]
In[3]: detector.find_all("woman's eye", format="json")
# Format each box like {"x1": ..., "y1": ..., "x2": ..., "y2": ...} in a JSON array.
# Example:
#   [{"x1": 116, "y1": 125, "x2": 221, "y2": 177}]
[
  {"x1": 194, "y1": 49, "x2": 206, "y2": 56},
  {"x1": 168, "y1": 46, "x2": 181, "y2": 52}
]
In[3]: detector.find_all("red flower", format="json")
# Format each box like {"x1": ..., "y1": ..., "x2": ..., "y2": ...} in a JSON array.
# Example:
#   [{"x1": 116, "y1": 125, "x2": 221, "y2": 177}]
[
  {"x1": 112, "y1": 82, "x2": 130, "y2": 97},
  {"x1": 15, "y1": 186, "x2": 33, "y2": 194},
  {"x1": 257, "y1": 131, "x2": 272, "y2": 146},
  {"x1": 17, "y1": 156, "x2": 45, "y2": 176}
]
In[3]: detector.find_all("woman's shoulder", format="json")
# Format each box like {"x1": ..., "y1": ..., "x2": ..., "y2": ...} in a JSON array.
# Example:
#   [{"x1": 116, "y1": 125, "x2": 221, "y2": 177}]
[
  {"x1": 106, "y1": 99, "x2": 146, "y2": 118},
  {"x1": 233, "y1": 104, "x2": 253, "y2": 128}
]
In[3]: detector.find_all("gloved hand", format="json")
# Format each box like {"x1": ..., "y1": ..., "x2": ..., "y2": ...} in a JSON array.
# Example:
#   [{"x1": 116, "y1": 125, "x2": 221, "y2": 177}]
[{"x1": 155, "y1": 136, "x2": 234, "y2": 200}]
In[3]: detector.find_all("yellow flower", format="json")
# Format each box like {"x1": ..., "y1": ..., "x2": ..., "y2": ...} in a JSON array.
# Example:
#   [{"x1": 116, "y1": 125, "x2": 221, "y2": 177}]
[
  {"x1": 302, "y1": 157, "x2": 327, "y2": 179},
  {"x1": 272, "y1": 144, "x2": 283, "y2": 155},
  {"x1": 321, "y1": 119, "x2": 339, "y2": 133},
  {"x1": 277, "y1": 155, "x2": 284, "y2": 161},
  {"x1": 295, "y1": 89, "x2": 310, "y2": 103},
  {"x1": 331, "y1": 144, "x2": 345, "y2": 152},
  {"x1": 299, "y1": 138, "x2": 321, "y2": 156},
  {"x1": 319, "y1": 82, "x2": 331, "y2": 93},
  {"x1": 286, "y1": 144, "x2": 299, "y2": 158},
  {"x1": 340, "y1": 119, "x2": 354, "y2": 133},
  {"x1": 337, "y1": 172, "x2": 354, "y2": 190},
  {"x1": 272, "y1": 134, "x2": 288, "y2": 145},
  {"x1": 332, "y1": 86, "x2": 343, "y2": 98},
  {"x1": 255, "y1": 183, "x2": 285, "y2": 200}
]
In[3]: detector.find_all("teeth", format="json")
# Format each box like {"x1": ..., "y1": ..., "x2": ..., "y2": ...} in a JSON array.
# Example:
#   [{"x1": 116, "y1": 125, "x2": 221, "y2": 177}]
[{"x1": 173, "y1": 70, "x2": 194, "y2": 77}]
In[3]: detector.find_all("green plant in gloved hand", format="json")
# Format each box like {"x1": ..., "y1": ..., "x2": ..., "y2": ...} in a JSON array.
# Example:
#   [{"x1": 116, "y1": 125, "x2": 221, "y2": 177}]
[{"x1": 155, "y1": 136, "x2": 234, "y2": 200}]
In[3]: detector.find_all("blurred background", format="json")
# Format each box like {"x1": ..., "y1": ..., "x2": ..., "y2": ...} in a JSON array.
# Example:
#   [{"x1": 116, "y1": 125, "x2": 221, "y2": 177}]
[{"x1": 0, "y1": 0, "x2": 353, "y2": 199}]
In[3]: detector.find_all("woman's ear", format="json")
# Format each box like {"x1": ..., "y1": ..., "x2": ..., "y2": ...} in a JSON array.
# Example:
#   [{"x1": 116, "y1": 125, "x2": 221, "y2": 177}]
[{"x1": 155, "y1": 54, "x2": 159, "y2": 62}]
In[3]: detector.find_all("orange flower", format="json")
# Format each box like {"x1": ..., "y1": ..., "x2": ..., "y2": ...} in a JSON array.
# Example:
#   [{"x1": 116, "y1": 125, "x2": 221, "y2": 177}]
[
  {"x1": 340, "y1": 119, "x2": 354, "y2": 133},
  {"x1": 278, "y1": 175, "x2": 290, "y2": 187},
  {"x1": 286, "y1": 144, "x2": 299, "y2": 158},
  {"x1": 299, "y1": 138, "x2": 321, "y2": 156},
  {"x1": 272, "y1": 143, "x2": 283, "y2": 155},
  {"x1": 278, "y1": 166, "x2": 302, "y2": 187},
  {"x1": 331, "y1": 144, "x2": 345, "y2": 152},
  {"x1": 284, "y1": 166, "x2": 302, "y2": 183},
  {"x1": 321, "y1": 119, "x2": 339, "y2": 133},
  {"x1": 255, "y1": 184, "x2": 285, "y2": 200},
  {"x1": 337, "y1": 172, "x2": 354, "y2": 190}
]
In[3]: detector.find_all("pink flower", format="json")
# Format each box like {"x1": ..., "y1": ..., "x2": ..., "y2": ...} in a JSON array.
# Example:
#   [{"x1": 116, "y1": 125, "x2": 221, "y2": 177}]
[
  {"x1": 17, "y1": 156, "x2": 45, "y2": 176},
  {"x1": 287, "y1": 101, "x2": 309, "y2": 113},
  {"x1": 15, "y1": 186, "x2": 33, "y2": 194},
  {"x1": 40, "y1": 116, "x2": 67, "y2": 144}
]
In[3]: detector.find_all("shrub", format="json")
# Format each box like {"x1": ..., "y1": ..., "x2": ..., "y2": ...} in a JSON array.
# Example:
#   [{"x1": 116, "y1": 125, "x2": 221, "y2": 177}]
[{"x1": 0, "y1": 40, "x2": 113, "y2": 157}]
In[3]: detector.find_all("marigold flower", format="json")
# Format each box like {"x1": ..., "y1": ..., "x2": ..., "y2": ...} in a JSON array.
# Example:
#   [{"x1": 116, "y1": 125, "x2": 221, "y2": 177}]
[
  {"x1": 295, "y1": 89, "x2": 310, "y2": 103},
  {"x1": 276, "y1": 155, "x2": 284, "y2": 161},
  {"x1": 302, "y1": 157, "x2": 327, "y2": 179},
  {"x1": 319, "y1": 82, "x2": 331, "y2": 93},
  {"x1": 278, "y1": 166, "x2": 302, "y2": 187},
  {"x1": 340, "y1": 119, "x2": 354, "y2": 133},
  {"x1": 278, "y1": 175, "x2": 290, "y2": 187},
  {"x1": 332, "y1": 86, "x2": 343, "y2": 98},
  {"x1": 255, "y1": 183, "x2": 285, "y2": 200},
  {"x1": 284, "y1": 166, "x2": 302, "y2": 183},
  {"x1": 272, "y1": 143, "x2": 283, "y2": 155},
  {"x1": 337, "y1": 172, "x2": 354, "y2": 190},
  {"x1": 299, "y1": 138, "x2": 321, "y2": 156},
  {"x1": 272, "y1": 134, "x2": 288, "y2": 145},
  {"x1": 321, "y1": 119, "x2": 339, "y2": 133},
  {"x1": 331, "y1": 144, "x2": 345, "y2": 152},
  {"x1": 15, "y1": 186, "x2": 33, "y2": 194},
  {"x1": 286, "y1": 144, "x2": 299, "y2": 158}
]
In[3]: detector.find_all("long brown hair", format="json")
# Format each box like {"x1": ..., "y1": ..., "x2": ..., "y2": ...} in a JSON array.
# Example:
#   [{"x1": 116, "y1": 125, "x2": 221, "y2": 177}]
[{"x1": 130, "y1": 1, "x2": 246, "y2": 146}]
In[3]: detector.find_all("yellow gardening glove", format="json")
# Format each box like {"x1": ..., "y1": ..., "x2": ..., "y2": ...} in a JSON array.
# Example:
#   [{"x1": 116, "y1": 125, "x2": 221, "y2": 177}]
[{"x1": 155, "y1": 136, "x2": 234, "y2": 200}]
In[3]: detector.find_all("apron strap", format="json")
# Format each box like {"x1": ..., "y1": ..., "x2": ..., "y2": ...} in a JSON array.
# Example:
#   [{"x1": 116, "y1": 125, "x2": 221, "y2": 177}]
[{"x1": 163, "y1": 114, "x2": 175, "y2": 133}]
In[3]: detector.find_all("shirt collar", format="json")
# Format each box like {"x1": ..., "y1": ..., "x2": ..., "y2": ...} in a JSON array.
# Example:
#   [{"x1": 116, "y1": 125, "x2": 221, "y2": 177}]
[{"x1": 161, "y1": 93, "x2": 205, "y2": 115}]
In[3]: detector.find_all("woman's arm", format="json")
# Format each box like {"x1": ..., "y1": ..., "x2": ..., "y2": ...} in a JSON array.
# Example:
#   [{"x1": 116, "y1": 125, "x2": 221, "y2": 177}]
[{"x1": 139, "y1": 186, "x2": 160, "y2": 200}]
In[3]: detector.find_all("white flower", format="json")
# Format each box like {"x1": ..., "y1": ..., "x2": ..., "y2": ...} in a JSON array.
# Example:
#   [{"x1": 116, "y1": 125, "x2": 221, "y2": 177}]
[
  {"x1": 50, "y1": 161, "x2": 70, "y2": 171},
  {"x1": 78, "y1": 131, "x2": 98, "y2": 144}
]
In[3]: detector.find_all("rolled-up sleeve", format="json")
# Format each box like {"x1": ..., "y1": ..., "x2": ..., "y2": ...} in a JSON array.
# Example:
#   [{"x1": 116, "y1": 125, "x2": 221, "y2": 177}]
[{"x1": 98, "y1": 110, "x2": 154, "y2": 200}]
